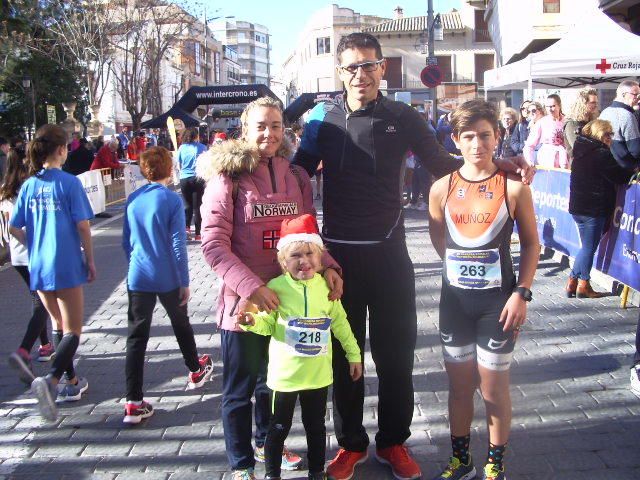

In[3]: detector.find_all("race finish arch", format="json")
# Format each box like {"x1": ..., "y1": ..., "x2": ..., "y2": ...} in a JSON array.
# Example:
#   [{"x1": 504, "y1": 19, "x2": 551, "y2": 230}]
[{"x1": 141, "y1": 84, "x2": 280, "y2": 129}]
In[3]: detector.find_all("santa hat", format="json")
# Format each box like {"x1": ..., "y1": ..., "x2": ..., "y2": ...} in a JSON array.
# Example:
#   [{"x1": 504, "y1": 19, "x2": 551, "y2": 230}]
[
  {"x1": 214, "y1": 132, "x2": 227, "y2": 140},
  {"x1": 276, "y1": 214, "x2": 323, "y2": 251}
]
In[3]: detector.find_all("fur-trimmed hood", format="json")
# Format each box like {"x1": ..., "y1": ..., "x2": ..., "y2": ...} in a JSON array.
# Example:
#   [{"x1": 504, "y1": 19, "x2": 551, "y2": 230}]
[{"x1": 196, "y1": 137, "x2": 294, "y2": 181}]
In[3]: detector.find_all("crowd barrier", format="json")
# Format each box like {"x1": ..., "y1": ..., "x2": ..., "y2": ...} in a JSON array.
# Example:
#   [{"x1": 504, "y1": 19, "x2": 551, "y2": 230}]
[
  {"x1": 77, "y1": 164, "x2": 148, "y2": 215},
  {"x1": 531, "y1": 167, "x2": 640, "y2": 298}
]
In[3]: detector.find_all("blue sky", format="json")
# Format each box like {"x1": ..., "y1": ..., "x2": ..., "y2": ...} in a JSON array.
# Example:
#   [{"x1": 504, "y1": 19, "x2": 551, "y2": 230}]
[{"x1": 180, "y1": 0, "x2": 462, "y2": 70}]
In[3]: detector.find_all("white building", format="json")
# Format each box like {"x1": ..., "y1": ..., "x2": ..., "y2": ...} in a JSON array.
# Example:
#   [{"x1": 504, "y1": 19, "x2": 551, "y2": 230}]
[
  {"x1": 280, "y1": 5, "x2": 389, "y2": 104},
  {"x1": 280, "y1": 2, "x2": 497, "y2": 110},
  {"x1": 213, "y1": 19, "x2": 271, "y2": 86}
]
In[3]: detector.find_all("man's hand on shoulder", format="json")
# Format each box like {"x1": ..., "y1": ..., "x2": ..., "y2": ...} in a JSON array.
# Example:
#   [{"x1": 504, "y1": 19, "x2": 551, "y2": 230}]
[{"x1": 494, "y1": 155, "x2": 536, "y2": 185}]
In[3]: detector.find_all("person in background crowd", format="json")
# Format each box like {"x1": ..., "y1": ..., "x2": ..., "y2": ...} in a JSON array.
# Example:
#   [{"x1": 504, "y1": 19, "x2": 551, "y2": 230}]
[
  {"x1": 212, "y1": 132, "x2": 227, "y2": 145},
  {"x1": 564, "y1": 88, "x2": 599, "y2": 164},
  {"x1": 567, "y1": 118, "x2": 633, "y2": 300},
  {"x1": 525, "y1": 95, "x2": 567, "y2": 168},
  {"x1": 198, "y1": 96, "x2": 344, "y2": 480},
  {"x1": 146, "y1": 129, "x2": 158, "y2": 147},
  {"x1": 68, "y1": 132, "x2": 81, "y2": 153},
  {"x1": 9, "y1": 124, "x2": 96, "y2": 421},
  {"x1": 3, "y1": 147, "x2": 53, "y2": 384},
  {"x1": 64, "y1": 138, "x2": 94, "y2": 176},
  {"x1": 135, "y1": 131, "x2": 147, "y2": 156},
  {"x1": 236, "y1": 214, "x2": 362, "y2": 480},
  {"x1": 599, "y1": 80, "x2": 640, "y2": 170},
  {"x1": 0, "y1": 137, "x2": 9, "y2": 181},
  {"x1": 402, "y1": 151, "x2": 415, "y2": 207},
  {"x1": 292, "y1": 32, "x2": 535, "y2": 480},
  {"x1": 127, "y1": 133, "x2": 140, "y2": 163},
  {"x1": 122, "y1": 146, "x2": 213, "y2": 424},
  {"x1": 91, "y1": 139, "x2": 121, "y2": 171},
  {"x1": 176, "y1": 128, "x2": 207, "y2": 241},
  {"x1": 92, "y1": 135, "x2": 105, "y2": 153},
  {"x1": 437, "y1": 111, "x2": 462, "y2": 155},
  {"x1": 497, "y1": 107, "x2": 519, "y2": 159},
  {"x1": 510, "y1": 100, "x2": 531, "y2": 156},
  {"x1": 314, "y1": 161, "x2": 323, "y2": 200},
  {"x1": 598, "y1": 80, "x2": 640, "y2": 396},
  {"x1": 118, "y1": 126, "x2": 130, "y2": 152},
  {"x1": 291, "y1": 123, "x2": 303, "y2": 147}
]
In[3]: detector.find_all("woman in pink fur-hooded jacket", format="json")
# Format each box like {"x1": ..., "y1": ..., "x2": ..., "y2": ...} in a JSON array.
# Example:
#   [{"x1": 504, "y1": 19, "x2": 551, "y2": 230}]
[{"x1": 196, "y1": 97, "x2": 342, "y2": 474}]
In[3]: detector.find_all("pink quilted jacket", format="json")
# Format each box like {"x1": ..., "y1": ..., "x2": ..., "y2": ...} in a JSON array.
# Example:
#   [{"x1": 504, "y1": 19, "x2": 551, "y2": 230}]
[{"x1": 198, "y1": 139, "x2": 338, "y2": 331}]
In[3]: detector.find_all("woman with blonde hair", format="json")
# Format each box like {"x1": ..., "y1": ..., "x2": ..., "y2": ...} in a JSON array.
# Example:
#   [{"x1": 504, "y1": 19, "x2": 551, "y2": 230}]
[
  {"x1": 567, "y1": 119, "x2": 633, "y2": 298},
  {"x1": 198, "y1": 96, "x2": 343, "y2": 480},
  {"x1": 564, "y1": 88, "x2": 599, "y2": 161}
]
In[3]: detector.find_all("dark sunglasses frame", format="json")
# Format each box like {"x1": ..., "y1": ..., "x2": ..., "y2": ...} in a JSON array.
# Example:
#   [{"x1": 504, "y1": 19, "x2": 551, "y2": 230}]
[{"x1": 337, "y1": 59, "x2": 385, "y2": 74}]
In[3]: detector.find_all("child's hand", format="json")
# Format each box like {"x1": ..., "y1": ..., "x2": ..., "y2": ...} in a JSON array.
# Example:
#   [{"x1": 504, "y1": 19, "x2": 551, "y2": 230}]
[
  {"x1": 349, "y1": 362, "x2": 363, "y2": 381},
  {"x1": 235, "y1": 312, "x2": 255, "y2": 328}
]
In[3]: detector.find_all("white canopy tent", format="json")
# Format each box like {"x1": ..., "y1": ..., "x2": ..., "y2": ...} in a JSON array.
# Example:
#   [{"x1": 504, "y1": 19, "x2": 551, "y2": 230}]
[{"x1": 485, "y1": 8, "x2": 640, "y2": 91}]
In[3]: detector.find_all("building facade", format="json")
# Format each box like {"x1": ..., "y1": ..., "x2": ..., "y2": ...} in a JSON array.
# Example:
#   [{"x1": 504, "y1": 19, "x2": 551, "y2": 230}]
[{"x1": 213, "y1": 19, "x2": 271, "y2": 86}]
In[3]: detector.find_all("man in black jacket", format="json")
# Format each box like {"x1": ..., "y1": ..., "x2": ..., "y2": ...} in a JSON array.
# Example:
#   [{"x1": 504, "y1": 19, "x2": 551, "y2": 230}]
[
  {"x1": 293, "y1": 32, "x2": 533, "y2": 480},
  {"x1": 64, "y1": 138, "x2": 94, "y2": 176}
]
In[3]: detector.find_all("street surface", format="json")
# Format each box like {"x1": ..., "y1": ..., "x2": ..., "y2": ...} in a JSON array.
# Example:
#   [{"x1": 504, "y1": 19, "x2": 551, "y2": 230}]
[{"x1": 1, "y1": 201, "x2": 639, "y2": 479}]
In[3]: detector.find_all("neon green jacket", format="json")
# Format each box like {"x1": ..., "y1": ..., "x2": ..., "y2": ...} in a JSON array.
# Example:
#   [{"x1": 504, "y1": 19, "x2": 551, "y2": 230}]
[{"x1": 241, "y1": 272, "x2": 361, "y2": 392}]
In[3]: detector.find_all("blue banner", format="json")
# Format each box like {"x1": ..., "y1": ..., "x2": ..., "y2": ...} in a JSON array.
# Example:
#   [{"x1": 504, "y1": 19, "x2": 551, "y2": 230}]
[
  {"x1": 595, "y1": 183, "x2": 640, "y2": 291},
  {"x1": 530, "y1": 169, "x2": 581, "y2": 258}
]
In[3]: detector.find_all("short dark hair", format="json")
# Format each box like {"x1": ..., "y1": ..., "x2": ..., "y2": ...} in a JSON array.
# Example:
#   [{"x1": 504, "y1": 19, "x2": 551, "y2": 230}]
[
  {"x1": 450, "y1": 100, "x2": 499, "y2": 137},
  {"x1": 181, "y1": 127, "x2": 199, "y2": 144},
  {"x1": 336, "y1": 33, "x2": 383, "y2": 62},
  {"x1": 139, "y1": 146, "x2": 173, "y2": 181}
]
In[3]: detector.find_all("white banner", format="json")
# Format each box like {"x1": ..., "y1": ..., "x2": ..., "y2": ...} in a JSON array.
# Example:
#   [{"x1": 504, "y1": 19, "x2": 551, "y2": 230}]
[
  {"x1": 77, "y1": 170, "x2": 106, "y2": 215},
  {"x1": 124, "y1": 164, "x2": 149, "y2": 198}
]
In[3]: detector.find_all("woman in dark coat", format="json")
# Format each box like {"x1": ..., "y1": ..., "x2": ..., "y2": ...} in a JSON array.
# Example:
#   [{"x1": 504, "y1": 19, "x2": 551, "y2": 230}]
[
  {"x1": 510, "y1": 100, "x2": 531, "y2": 156},
  {"x1": 567, "y1": 119, "x2": 633, "y2": 298}
]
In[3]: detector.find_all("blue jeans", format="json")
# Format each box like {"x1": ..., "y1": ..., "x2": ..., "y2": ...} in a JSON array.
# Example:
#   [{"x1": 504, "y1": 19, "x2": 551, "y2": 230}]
[
  {"x1": 221, "y1": 329, "x2": 271, "y2": 470},
  {"x1": 570, "y1": 215, "x2": 606, "y2": 281}
]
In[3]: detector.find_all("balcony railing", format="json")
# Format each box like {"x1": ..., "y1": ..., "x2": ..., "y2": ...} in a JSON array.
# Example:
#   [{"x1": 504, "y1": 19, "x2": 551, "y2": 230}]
[{"x1": 474, "y1": 29, "x2": 492, "y2": 43}]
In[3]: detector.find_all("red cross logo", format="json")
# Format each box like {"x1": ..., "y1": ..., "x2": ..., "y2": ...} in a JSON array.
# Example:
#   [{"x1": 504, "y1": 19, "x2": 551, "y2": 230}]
[{"x1": 596, "y1": 58, "x2": 611, "y2": 74}]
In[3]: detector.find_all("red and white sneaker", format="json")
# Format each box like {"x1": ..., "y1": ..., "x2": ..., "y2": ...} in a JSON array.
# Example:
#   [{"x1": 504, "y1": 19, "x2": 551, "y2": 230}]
[
  {"x1": 326, "y1": 448, "x2": 368, "y2": 480},
  {"x1": 123, "y1": 401, "x2": 154, "y2": 424},
  {"x1": 375, "y1": 445, "x2": 421, "y2": 480},
  {"x1": 187, "y1": 354, "x2": 213, "y2": 390},
  {"x1": 37, "y1": 343, "x2": 56, "y2": 362}
]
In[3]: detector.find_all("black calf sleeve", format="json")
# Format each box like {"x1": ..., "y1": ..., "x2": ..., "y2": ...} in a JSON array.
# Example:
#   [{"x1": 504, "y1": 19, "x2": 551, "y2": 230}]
[{"x1": 51, "y1": 333, "x2": 79, "y2": 381}]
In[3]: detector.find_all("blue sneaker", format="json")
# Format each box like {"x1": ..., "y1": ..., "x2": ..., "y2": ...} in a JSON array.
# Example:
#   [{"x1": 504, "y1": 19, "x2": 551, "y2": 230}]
[
  {"x1": 57, "y1": 377, "x2": 88, "y2": 402},
  {"x1": 31, "y1": 376, "x2": 58, "y2": 421},
  {"x1": 433, "y1": 456, "x2": 476, "y2": 479}
]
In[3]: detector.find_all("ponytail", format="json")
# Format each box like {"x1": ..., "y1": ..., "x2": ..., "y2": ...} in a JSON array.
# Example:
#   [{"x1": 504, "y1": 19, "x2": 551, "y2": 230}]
[{"x1": 27, "y1": 124, "x2": 68, "y2": 176}]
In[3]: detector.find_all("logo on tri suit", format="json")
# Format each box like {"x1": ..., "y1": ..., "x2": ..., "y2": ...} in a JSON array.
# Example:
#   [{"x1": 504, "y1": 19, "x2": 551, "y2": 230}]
[
  {"x1": 440, "y1": 332, "x2": 453, "y2": 343},
  {"x1": 487, "y1": 338, "x2": 508, "y2": 350},
  {"x1": 253, "y1": 202, "x2": 298, "y2": 218},
  {"x1": 385, "y1": 124, "x2": 397, "y2": 134},
  {"x1": 456, "y1": 188, "x2": 466, "y2": 199}
]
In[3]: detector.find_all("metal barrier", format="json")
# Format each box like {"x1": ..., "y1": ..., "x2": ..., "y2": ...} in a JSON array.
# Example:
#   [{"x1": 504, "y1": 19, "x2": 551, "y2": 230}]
[{"x1": 98, "y1": 167, "x2": 126, "y2": 206}]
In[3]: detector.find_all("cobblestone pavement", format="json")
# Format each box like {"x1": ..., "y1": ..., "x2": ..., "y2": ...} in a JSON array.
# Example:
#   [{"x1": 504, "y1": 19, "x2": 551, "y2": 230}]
[{"x1": 1, "y1": 202, "x2": 639, "y2": 480}]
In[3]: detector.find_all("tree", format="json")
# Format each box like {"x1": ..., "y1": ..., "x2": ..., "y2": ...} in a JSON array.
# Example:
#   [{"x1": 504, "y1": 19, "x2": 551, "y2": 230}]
[{"x1": 108, "y1": 0, "x2": 191, "y2": 129}]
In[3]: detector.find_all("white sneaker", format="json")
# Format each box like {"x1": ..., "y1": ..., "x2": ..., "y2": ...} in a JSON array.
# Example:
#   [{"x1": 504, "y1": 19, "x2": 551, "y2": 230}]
[{"x1": 631, "y1": 365, "x2": 640, "y2": 395}]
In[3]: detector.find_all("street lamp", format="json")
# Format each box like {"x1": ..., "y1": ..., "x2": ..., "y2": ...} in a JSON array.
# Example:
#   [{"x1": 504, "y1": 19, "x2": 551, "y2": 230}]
[
  {"x1": 427, "y1": 0, "x2": 444, "y2": 123},
  {"x1": 21, "y1": 75, "x2": 35, "y2": 140}
]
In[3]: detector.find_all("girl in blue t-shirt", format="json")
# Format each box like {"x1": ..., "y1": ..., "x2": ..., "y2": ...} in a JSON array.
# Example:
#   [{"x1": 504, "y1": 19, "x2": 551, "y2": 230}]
[
  {"x1": 9, "y1": 124, "x2": 96, "y2": 422},
  {"x1": 176, "y1": 128, "x2": 207, "y2": 240}
]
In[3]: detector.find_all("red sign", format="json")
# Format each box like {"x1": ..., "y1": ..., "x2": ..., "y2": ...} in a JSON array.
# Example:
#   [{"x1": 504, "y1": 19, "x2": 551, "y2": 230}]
[
  {"x1": 421, "y1": 65, "x2": 443, "y2": 88},
  {"x1": 595, "y1": 58, "x2": 611, "y2": 74}
]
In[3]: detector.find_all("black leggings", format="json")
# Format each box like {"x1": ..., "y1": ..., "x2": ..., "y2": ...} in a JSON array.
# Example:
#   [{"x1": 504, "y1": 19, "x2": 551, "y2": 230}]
[
  {"x1": 126, "y1": 288, "x2": 200, "y2": 401},
  {"x1": 14, "y1": 265, "x2": 50, "y2": 352},
  {"x1": 264, "y1": 387, "x2": 328, "y2": 477},
  {"x1": 180, "y1": 177, "x2": 205, "y2": 236}
]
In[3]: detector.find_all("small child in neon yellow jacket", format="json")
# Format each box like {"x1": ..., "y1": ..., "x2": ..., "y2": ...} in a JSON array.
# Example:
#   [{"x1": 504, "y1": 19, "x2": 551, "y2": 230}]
[{"x1": 236, "y1": 214, "x2": 362, "y2": 480}]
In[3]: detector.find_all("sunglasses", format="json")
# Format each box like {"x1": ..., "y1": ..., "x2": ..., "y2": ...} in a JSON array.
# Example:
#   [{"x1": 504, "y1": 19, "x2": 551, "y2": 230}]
[
  {"x1": 528, "y1": 108, "x2": 538, "y2": 113},
  {"x1": 338, "y1": 59, "x2": 384, "y2": 74}
]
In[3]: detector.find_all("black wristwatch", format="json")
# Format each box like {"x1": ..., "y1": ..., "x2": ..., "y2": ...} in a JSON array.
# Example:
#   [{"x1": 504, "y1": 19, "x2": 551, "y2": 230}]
[{"x1": 514, "y1": 286, "x2": 533, "y2": 302}]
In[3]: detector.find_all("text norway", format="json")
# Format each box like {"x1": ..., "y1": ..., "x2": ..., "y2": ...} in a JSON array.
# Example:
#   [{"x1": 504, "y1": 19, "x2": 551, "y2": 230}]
[{"x1": 253, "y1": 202, "x2": 298, "y2": 218}]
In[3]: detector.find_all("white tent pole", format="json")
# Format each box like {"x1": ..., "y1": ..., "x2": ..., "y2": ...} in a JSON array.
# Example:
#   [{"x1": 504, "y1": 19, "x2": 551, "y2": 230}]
[{"x1": 528, "y1": 78, "x2": 533, "y2": 100}]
